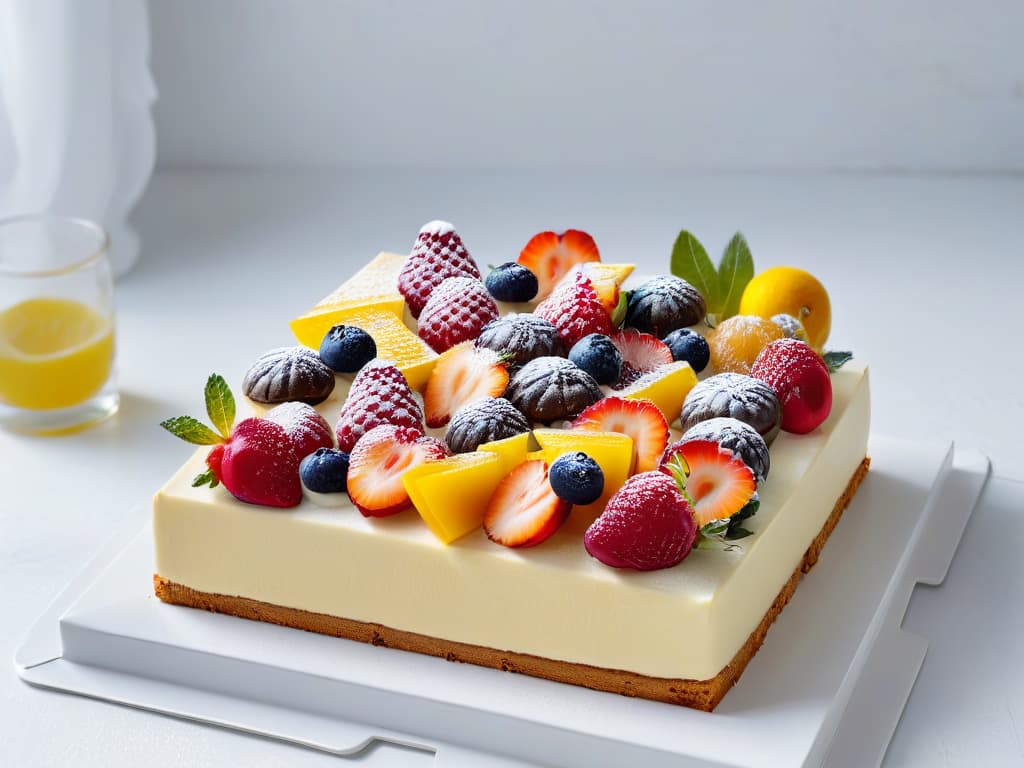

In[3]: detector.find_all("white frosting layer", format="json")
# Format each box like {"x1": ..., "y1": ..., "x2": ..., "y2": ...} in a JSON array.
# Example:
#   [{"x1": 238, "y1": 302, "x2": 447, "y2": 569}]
[{"x1": 154, "y1": 363, "x2": 869, "y2": 681}]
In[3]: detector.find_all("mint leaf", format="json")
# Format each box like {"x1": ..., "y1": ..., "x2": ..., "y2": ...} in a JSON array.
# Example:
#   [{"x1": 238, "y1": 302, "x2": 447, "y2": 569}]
[
  {"x1": 192, "y1": 467, "x2": 220, "y2": 488},
  {"x1": 717, "y1": 232, "x2": 755, "y2": 321},
  {"x1": 671, "y1": 231, "x2": 720, "y2": 314},
  {"x1": 823, "y1": 350, "x2": 853, "y2": 373},
  {"x1": 700, "y1": 519, "x2": 731, "y2": 538},
  {"x1": 204, "y1": 374, "x2": 235, "y2": 439},
  {"x1": 611, "y1": 290, "x2": 630, "y2": 328},
  {"x1": 161, "y1": 416, "x2": 225, "y2": 445},
  {"x1": 726, "y1": 527, "x2": 754, "y2": 540}
]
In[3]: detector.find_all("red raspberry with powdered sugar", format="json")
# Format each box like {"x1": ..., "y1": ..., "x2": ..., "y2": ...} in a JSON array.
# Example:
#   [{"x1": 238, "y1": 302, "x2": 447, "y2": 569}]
[
  {"x1": 397, "y1": 220, "x2": 481, "y2": 319},
  {"x1": 335, "y1": 360, "x2": 424, "y2": 452}
]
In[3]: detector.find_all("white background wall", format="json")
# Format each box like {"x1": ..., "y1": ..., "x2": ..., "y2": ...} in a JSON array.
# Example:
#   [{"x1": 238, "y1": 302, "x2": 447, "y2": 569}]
[{"x1": 148, "y1": 0, "x2": 1024, "y2": 172}]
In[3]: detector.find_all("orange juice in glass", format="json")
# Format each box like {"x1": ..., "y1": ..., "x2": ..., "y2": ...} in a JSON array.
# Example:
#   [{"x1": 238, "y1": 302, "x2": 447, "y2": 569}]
[{"x1": 0, "y1": 215, "x2": 117, "y2": 434}]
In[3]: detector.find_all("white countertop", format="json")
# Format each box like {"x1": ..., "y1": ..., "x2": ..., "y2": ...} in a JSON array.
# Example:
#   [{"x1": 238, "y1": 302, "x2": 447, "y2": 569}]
[{"x1": 2, "y1": 170, "x2": 1022, "y2": 766}]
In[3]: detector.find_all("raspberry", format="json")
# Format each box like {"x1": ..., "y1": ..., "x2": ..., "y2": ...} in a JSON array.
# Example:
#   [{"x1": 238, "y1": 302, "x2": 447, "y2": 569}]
[
  {"x1": 417, "y1": 276, "x2": 499, "y2": 354},
  {"x1": 397, "y1": 221, "x2": 481, "y2": 318},
  {"x1": 533, "y1": 270, "x2": 614, "y2": 347},
  {"x1": 335, "y1": 360, "x2": 424, "y2": 452}
]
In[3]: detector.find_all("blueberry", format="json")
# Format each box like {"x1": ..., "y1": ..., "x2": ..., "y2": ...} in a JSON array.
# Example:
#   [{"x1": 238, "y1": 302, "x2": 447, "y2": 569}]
[
  {"x1": 485, "y1": 262, "x2": 539, "y2": 303},
  {"x1": 549, "y1": 452, "x2": 604, "y2": 505},
  {"x1": 299, "y1": 447, "x2": 349, "y2": 493},
  {"x1": 568, "y1": 333, "x2": 622, "y2": 385},
  {"x1": 662, "y1": 328, "x2": 710, "y2": 373},
  {"x1": 319, "y1": 325, "x2": 376, "y2": 373}
]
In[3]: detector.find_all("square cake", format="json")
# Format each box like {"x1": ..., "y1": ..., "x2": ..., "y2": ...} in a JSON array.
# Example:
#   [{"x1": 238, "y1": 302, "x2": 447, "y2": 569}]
[{"x1": 154, "y1": 224, "x2": 869, "y2": 711}]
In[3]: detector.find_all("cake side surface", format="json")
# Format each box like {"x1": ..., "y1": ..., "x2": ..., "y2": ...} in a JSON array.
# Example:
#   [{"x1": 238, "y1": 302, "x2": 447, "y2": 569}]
[{"x1": 154, "y1": 453, "x2": 868, "y2": 712}]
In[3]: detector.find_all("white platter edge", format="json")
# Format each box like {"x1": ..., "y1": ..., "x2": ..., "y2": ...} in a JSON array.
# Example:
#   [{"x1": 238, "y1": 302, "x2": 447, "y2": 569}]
[{"x1": 14, "y1": 436, "x2": 990, "y2": 768}]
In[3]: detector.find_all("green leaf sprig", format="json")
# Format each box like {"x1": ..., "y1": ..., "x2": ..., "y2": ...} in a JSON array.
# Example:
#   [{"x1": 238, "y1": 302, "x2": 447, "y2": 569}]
[
  {"x1": 160, "y1": 374, "x2": 237, "y2": 488},
  {"x1": 670, "y1": 230, "x2": 756, "y2": 325}
]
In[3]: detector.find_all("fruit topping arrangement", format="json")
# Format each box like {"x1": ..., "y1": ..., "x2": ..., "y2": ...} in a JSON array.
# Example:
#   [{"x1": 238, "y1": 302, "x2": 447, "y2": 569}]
[{"x1": 163, "y1": 221, "x2": 854, "y2": 572}]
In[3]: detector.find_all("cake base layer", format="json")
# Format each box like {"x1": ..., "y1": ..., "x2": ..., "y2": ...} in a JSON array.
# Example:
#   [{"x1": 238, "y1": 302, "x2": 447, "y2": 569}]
[{"x1": 154, "y1": 457, "x2": 869, "y2": 712}]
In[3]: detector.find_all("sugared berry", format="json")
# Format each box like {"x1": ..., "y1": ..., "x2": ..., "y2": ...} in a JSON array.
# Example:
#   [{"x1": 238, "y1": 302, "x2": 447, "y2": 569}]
[
  {"x1": 568, "y1": 333, "x2": 622, "y2": 386},
  {"x1": 549, "y1": 452, "x2": 604, "y2": 505},
  {"x1": 299, "y1": 447, "x2": 350, "y2": 494},
  {"x1": 485, "y1": 262, "x2": 539, "y2": 303},
  {"x1": 319, "y1": 325, "x2": 376, "y2": 373},
  {"x1": 662, "y1": 328, "x2": 710, "y2": 373}
]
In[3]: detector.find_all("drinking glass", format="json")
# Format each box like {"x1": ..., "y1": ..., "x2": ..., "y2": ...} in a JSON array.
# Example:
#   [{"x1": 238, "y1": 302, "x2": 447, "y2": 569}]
[{"x1": 0, "y1": 214, "x2": 117, "y2": 434}]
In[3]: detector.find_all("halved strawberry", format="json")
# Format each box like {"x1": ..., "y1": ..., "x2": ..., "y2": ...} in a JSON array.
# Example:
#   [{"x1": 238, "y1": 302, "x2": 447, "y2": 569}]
[
  {"x1": 423, "y1": 342, "x2": 509, "y2": 428},
  {"x1": 534, "y1": 270, "x2": 614, "y2": 347},
  {"x1": 483, "y1": 460, "x2": 571, "y2": 547},
  {"x1": 518, "y1": 229, "x2": 600, "y2": 301},
  {"x1": 609, "y1": 330, "x2": 673, "y2": 388},
  {"x1": 347, "y1": 424, "x2": 450, "y2": 517},
  {"x1": 571, "y1": 396, "x2": 668, "y2": 473},
  {"x1": 660, "y1": 439, "x2": 755, "y2": 526}
]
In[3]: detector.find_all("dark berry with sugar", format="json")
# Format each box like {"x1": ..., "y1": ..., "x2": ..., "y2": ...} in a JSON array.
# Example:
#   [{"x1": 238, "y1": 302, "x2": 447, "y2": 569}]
[
  {"x1": 662, "y1": 328, "x2": 710, "y2": 374},
  {"x1": 549, "y1": 452, "x2": 605, "y2": 505},
  {"x1": 319, "y1": 324, "x2": 376, "y2": 373},
  {"x1": 485, "y1": 262, "x2": 539, "y2": 303},
  {"x1": 568, "y1": 333, "x2": 623, "y2": 386}
]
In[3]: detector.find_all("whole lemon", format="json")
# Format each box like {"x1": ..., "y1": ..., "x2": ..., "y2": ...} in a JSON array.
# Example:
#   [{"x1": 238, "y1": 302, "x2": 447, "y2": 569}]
[{"x1": 739, "y1": 267, "x2": 831, "y2": 350}]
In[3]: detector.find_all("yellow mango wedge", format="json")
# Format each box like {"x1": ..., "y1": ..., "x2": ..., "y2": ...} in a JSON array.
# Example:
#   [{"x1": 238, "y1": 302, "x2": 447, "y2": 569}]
[
  {"x1": 532, "y1": 429, "x2": 634, "y2": 516},
  {"x1": 477, "y1": 431, "x2": 533, "y2": 473},
  {"x1": 403, "y1": 452, "x2": 508, "y2": 544},
  {"x1": 615, "y1": 361, "x2": 697, "y2": 427}
]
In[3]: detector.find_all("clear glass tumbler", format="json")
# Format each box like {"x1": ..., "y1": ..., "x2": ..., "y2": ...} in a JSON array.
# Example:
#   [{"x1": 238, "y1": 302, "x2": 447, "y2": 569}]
[{"x1": 0, "y1": 214, "x2": 118, "y2": 434}]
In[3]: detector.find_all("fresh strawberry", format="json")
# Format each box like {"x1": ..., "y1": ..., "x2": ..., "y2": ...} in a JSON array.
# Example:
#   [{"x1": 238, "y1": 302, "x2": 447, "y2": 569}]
[
  {"x1": 571, "y1": 396, "x2": 668, "y2": 473},
  {"x1": 584, "y1": 471, "x2": 697, "y2": 570},
  {"x1": 423, "y1": 342, "x2": 509, "y2": 428},
  {"x1": 265, "y1": 401, "x2": 334, "y2": 459},
  {"x1": 750, "y1": 338, "x2": 832, "y2": 434},
  {"x1": 483, "y1": 460, "x2": 571, "y2": 547},
  {"x1": 219, "y1": 417, "x2": 303, "y2": 507},
  {"x1": 335, "y1": 360, "x2": 424, "y2": 453},
  {"x1": 660, "y1": 439, "x2": 755, "y2": 526},
  {"x1": 534, "y1": 270, "x2": 614, "y2": 347},
  {"x1": 417, "y1": 276, "x2": 499, "y2": 353},
  {"x1": 398, "y1": 221, "x2": 481, "y2": 318},
  {"x1": 346, "y1": 424, "x2": 450, "y2": 517},
  {"x1": 609, "y1": 329, "x2": 673, "y2": 388},
  {"x1": 552, "y1": 263, "x2": 620, "y2": 313},
  {"x1": 161, "y1": 374, "x2": 303, "y2": 508},
  {"x1": 518, "y1": 229, "x2": 601, "y2": 301}
]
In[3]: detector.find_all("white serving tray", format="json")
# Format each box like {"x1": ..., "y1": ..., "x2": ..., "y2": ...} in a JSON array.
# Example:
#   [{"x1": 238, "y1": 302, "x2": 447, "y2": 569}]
[{"x1": 15, "y1": 436, "x2": 989, "y2": 768}]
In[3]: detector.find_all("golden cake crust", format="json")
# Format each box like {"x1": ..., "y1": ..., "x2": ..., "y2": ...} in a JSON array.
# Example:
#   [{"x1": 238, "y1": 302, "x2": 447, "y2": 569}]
[{"x1": 154, "y1": 457, "x2": 869, "y2": 711}]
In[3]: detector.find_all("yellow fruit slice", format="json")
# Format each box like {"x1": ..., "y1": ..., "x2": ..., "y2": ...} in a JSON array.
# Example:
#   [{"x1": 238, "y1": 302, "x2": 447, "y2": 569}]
[
  {"x1": 615, "y1": 361, "x2": 697, "y2": 426},
  {"x1": 739, "y1": 266, "x2": 831, "y2": 350},
  {"x1": 477, "y1": 431, "x2": 532, "y2": 473},
  {"x1": 290, "y1": 251, "x2": 407, "y2": 345},
  {"x1": 532, "y1": 428, "x2": 634, "y2": 515},
  {"x1": 706, "y1": 315, "x2": 784, "y2": 375},
  {"x1": 403, "y1": 452, "x2": 507, "y2": 544},
  {"x1": 292, "y1": 305, "x2": 437, "y2": 391}
]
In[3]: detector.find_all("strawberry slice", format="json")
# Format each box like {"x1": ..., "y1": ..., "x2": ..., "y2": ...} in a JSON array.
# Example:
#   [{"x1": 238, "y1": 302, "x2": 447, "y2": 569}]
[
  {"x1": 423, "y1": 342, "x2": 509, "y2": 428},
  {"x1": 347, "y1": 424, "x2": 450, "y2": 517},
  {"x1": 609, "y1": 330, "x2": 673, "y2": 388},
  {"x1": 518, "y1": 229, "x2": 600, "y2": 301},
  {"x1": 661, "y1": 439, "x2": 756, "y2": 526},
  {"x1": 483, "y1": 460, "x2": 571, "y2": 548},
  {"x1": 534, "y1": 270, "x2": 614, "y2": 347},
  {"x1": 571, "y1": 396, "x2": 668, "y2": 473}
]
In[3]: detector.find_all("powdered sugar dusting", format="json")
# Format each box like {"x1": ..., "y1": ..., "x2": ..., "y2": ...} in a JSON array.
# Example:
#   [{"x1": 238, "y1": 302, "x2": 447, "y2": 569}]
[{"x1": 419, "y1": 220, "x2": 455, "y2": 236}]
